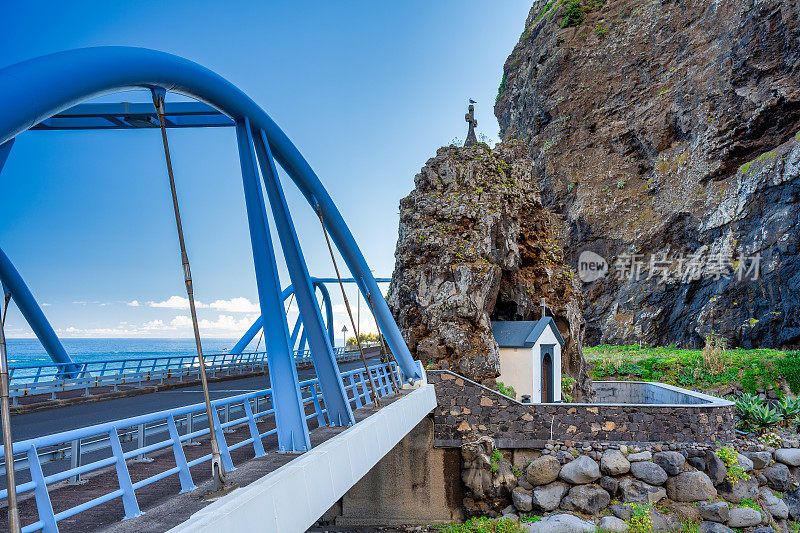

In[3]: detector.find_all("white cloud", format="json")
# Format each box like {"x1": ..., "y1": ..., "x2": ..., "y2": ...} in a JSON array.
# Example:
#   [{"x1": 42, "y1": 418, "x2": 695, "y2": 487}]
[
  {"x1": 148, "y1": 296, "x2": 208, "y2": 309},
  {"x1": 53, "y1": 312, "x2": 259, "y2": 339},
  {"x1": 208, "y1": 297, "x2": 260, "y2": 313},
  {"x1": 148, "y1": 296, "x2": 259, "y2": 313},
  {"x1": 127, "y1": 300, "x2": 141, "y2": 307}
]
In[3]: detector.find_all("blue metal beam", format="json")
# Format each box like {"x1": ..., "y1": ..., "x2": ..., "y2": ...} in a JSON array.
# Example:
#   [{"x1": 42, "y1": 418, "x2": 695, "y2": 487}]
[
  {"x1": 0, "y1": 247, "x2": 78, "y2": 375},
  {"x1": 30, "y1": 102, "x2": 233, "y2": 130},
  {"x1": 235, "y1": 117, "x2": 309, "y2": 452},
  {"x1": 315, "y1": 282, "x2": 335, "y2": 344},
  {"x1": 0, "y1": 46, "x2": 421, "y2": 381},
  {"x1": 231, "y1": 277, "x2": 382, "y2": 354},
  {"x1": 253, "y1": 127, "x2": 352, "y2": 426}
]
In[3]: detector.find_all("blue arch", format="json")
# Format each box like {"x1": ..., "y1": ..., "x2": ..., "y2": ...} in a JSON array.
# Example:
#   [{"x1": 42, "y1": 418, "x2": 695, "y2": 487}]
[{"x1": 0, "y1": 47, "x2": 420, "y2": 452}]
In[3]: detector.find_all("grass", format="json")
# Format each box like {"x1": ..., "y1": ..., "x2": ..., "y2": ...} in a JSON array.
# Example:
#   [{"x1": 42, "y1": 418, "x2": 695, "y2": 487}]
[
  {"x1": 436, "y1": 517, "x2": 525, "y2": 533},
  {"x1": 585, "y1": 344, "x2": 799, "y2": 393}
]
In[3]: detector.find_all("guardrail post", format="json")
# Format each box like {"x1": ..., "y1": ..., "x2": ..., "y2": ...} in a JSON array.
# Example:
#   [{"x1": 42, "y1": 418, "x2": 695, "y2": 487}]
[
  {"x1": 309, "y1": 384, "x2": 326, "y2": 426},
  {"x1": 184, "y1": 412, "x2": 199, "y2": 446},
  {"x1": 223, "y1": 404, "x2": 235, "y2": 434},
  {"x1": 243, "y1": 400, "x2": 266, "y2": 457},
  {"x1": 353, "y1": 374, "x2": 363, "y2": 409},
  {"x1": 108, "y1": 428, "x2": 142, "y2": 519},
  {"x1": 28, "y1": 446, "x2": 58, "y2": 533},
  {"x1": 133, "y1": 424, "x2": 153, "y2": 463},
  {"x1": 167, "y1": 415, "x2": 196, "y2": 493},
  {"x1": 67, "y1": 439, "x2": 85, "y2": 485},
  {"x1": 211, "y1": 408, "x2": 234, "y2": 472}
]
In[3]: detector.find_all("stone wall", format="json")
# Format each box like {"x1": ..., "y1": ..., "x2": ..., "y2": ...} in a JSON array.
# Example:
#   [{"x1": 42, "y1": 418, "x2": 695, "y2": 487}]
[
  {"x1": 429, "y1": 371, "x2": 734, "y2": 447},
  {"x1": 462, "y1": 433, "x2": 800, "y2": 532}
]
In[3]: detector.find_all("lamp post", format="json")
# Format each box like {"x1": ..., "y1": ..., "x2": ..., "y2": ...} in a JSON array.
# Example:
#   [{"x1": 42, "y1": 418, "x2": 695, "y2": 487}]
[{"x1": 341, "y1": 325, "x2": 348, "y2": 349}]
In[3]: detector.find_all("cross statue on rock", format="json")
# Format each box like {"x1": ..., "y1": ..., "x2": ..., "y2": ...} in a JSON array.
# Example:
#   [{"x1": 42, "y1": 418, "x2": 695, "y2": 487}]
[{"x1": 464, "y1": 101, "x2": 478, "y2": 147}]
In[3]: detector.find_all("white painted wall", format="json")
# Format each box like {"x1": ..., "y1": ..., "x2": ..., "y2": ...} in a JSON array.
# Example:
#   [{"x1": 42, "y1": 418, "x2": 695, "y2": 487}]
[{"x1": 497, "y1": 347, "x2": 532, "y2": 401}]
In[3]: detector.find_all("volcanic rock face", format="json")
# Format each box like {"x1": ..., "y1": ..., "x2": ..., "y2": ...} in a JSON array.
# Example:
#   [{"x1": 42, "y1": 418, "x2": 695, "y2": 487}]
[
  {"x1": 494, "y1": 0, "x2": 800, "y2": 347},
  {"x1": 387, "y1": 142, "x2": 591, "y2": 399}
]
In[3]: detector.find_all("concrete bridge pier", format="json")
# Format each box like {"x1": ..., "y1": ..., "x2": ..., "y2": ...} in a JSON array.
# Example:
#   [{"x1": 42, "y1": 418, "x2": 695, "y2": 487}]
[{"x1": 319, "y1": 416, "x2": 463, "y2": 527}]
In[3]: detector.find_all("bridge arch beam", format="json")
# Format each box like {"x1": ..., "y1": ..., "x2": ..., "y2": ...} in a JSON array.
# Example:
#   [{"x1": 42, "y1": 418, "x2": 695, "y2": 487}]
[{"x1": 0, "y1": 46, "x2": 419, "y2": 382}]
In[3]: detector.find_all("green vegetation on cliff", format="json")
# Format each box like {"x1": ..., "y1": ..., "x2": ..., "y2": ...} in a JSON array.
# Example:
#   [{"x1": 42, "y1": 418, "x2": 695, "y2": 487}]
[{"x1": 586, "y1": 344, "x2": 800, "y2": 393}]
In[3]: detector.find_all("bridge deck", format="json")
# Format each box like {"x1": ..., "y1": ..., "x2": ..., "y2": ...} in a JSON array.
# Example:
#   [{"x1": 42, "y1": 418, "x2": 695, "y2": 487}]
[
  {"x1": 167, "y1": 384, "x2": 436, "y2": 533},
  {"x1": 99, "y1": 386, "x2": 434, "y2": 533},
  {"x1": 1, "y1": 384, "x2": 410, "y2": 532}
]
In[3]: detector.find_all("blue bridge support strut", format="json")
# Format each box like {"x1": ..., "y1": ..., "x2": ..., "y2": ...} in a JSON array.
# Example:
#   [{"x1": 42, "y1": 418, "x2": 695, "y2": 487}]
[
  {"x1": 0, "y1": 246, "x2": 78, "y2": 376},
  {"x1": 235, "y1": 118, "x2": 310, "y2": 452},
  {"x1": 253, "y1": 123, "x2": 352, "y2": 427}
]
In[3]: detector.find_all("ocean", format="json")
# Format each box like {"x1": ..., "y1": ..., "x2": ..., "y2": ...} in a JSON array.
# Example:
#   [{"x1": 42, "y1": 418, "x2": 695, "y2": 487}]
[{"x1": 3, "y1": 338, "x2": 243, "y2": 369}]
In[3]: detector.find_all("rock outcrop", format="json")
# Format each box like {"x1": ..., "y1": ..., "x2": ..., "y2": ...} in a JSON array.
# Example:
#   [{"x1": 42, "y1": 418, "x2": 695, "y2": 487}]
[
  {"x1": 387, "y1": 142, "x2": 591, "y2": 398},
  {"x1": 494, "y1": 0, "x2": 800, "y2": 348}
]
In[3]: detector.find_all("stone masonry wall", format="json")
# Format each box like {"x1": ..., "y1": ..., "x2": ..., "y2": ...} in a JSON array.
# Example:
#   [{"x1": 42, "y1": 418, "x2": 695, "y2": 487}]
[{"x1": 429, "y1": 371, "x2": 734, "y2": 447}]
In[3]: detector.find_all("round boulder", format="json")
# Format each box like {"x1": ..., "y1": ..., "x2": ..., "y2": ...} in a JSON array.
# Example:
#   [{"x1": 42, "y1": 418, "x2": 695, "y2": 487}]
[
  {"x1": 559, "y1": 455, "x2": 601, "y2": 484},
  {"x1": 531, "y1": 481, "x2": 570, "y2": 512},
  {"x1": 618, "y1": 477, "x2": 667, "y2": 504},
  {"x1": 512, "y1": 487, "x2": 532, "y2": 512},
  {"x1": 699, "y1": 522, "x2": 735, "y2": 533},
  {"x1": 601, "y1": 449, "x2": 631, "y2": 476},
  {"x1": 697, "y1": 501, "x2": 730, "y2": 522},
  {"x1": 776, "y1": 448, "x2": 800, "y2": 467},
  {"x1": 736, "y1": 453, "x2": 754, "y2": 472},
  {"x1": 666, "y1": 471, "x2": 717, "y2": 502},
  {"x1": 524, "y1": 513, "x2": 596, "y2": 533},
  {"x1": 560, "y1": 484, "x2": 610, "y2": 514},
  {"x1": 526, "y1": 455, "x2": 562, "y2": 486},
  {"x1": 761, "y1": 487, "x2": 789, "y2": 519},
  {"x1": 653, "y1": 451, "x2": 686, "y2": 476},
  {"x1": 630, "y1": 461, "x2": 669, "y2": 485},
  {"x1": 742, "y1": 451, "x2": 772, "y2": 470},
  {"x1": 598, "y1": 516, "x2": 627, "y2": 533},
  {"x1": 764, "y1": 463, "x2": 792, "y2": 492},
  {"x1": 727, "y1": 506, "x2": 762, "y2": 528}
]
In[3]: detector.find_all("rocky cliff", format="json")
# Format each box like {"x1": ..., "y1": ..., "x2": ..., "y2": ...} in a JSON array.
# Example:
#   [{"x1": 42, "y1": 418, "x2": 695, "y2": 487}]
[
  {"x1": 387, "y1": 142, "x2": 592, "y2": 400},
  {"x1": 494, "y1": 0, "x2": 800, "y2": 348}
]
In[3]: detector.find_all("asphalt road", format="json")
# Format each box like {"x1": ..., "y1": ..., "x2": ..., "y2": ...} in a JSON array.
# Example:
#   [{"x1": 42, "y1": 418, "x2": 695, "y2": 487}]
[{"x1": 6, "y1": 356, "x2": 382, "y2": 442}]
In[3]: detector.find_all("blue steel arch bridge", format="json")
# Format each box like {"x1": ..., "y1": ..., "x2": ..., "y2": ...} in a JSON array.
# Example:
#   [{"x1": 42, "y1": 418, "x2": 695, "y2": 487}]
[{"x1": 0, "y1": 48, "x2": 435, "y2": 533}]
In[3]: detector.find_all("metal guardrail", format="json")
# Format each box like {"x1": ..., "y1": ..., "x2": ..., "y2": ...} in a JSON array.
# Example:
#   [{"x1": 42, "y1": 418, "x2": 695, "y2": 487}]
[
  {"x1": 8, "y1": 346, "x2": 370, "y2": 404},
  {"x1": 0, "y1": 360, "x2": 402, "y2": 533}
]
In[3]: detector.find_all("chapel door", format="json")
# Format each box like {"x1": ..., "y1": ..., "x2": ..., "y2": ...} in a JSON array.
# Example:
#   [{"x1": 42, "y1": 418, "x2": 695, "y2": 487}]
[{"x1": 541, "y1": 346, "x2": 554, "y2": 403}]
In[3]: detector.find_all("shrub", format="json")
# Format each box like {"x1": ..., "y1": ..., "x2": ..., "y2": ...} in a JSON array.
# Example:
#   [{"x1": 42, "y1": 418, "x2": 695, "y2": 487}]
[
  {"x1": 561, "y1": 0, "x2": 584, "y2": 27},
  {"x1": 762, "y1": 432, "x2": 782, "y2": 448},
  {"x1": 777, "y1": 397, "x2": 800, "y2": 425},
  {"x1": 701, "y1": 332, "x2": 727, "y2": 376},
  {"x1": 753, "y1": 403, "x2": 784, "y2": 432},
  {"x1": 562, "y1": 374, "x2": 577, "y2": 403},
  {"x1": 734, "y1": 392, "x2": 763, "y2": 430},
  {"x1": 489, "y1": 449, "x2": 503, "y2": 474},
  {"x1": 497, "y1": 381, "x2": 516, "y2": 399},
  {"x1": 626, "y1": 503, "x2": 653, "y2": 533},
  {"x1": 716, "y1": 446, "x2": 750, "y2": 485}
]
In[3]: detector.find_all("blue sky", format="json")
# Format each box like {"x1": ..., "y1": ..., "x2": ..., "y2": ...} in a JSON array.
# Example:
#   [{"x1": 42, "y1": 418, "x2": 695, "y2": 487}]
[{"x1": 0, "y1": 1, "x2": 531, "y2": 340}]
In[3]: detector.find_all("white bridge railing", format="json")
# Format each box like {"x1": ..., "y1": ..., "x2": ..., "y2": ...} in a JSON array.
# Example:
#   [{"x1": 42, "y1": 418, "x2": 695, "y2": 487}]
[
  {"x1": 0, "y1": 361, "x2": 402, "y2": 533},
  {"x1": 7, "y1": 346, "x2": 374, "y2": 404}
]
